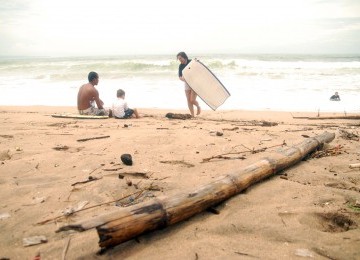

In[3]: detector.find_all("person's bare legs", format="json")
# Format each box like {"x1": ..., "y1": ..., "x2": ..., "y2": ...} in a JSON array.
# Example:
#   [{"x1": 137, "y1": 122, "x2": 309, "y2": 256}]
[
  {"x1": 185, "y1": 89, "x2": 195, "y2": 117},
  {"x1": 190, "y1": 90, "x2": 201, "y2": 115},
  {"x1": 132, "y1": 108, "x2": 140, "y2": 118}
]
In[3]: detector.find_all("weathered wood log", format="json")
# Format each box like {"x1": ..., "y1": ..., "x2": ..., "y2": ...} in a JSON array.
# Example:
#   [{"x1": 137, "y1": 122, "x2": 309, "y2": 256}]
[
  {"x1": 292, "y1": 115, "x2": 360, "y2": 120},
  {"x1": 349, "y1": 163, "x2": 360, "y2": 169},
  {"x1": 308, "y1": 115, "x2": 360, "y2": 120},
  {"x1": 57, "y1": 132, "x2": 335, "y2": 250}
]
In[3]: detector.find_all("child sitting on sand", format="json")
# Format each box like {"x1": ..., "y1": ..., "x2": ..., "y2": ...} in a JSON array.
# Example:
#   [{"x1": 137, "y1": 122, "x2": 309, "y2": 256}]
[{"x1": 112, "y1": 89, "x2": 140, "y2": 119}]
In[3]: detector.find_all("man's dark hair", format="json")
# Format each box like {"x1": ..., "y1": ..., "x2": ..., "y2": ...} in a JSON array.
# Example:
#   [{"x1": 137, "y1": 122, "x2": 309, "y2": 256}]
[
  {"x1": 117, "y1": 89, "x2": 125, "y2": 97},
  {"x1": 88, "y1": 71, "x2": 99, "y2": 82},
  {"x1": 177, "y1": 52, "x2": 188, "y2": 60}
]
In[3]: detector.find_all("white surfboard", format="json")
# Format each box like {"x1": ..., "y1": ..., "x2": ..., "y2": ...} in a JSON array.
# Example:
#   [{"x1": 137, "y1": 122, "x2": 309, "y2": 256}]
[
  {"x1": 51, "y1": 113, "x2": 109, "y2": 119},
  {"x1": 182, "y1": 59, "x2": 230, "y2": 110}
]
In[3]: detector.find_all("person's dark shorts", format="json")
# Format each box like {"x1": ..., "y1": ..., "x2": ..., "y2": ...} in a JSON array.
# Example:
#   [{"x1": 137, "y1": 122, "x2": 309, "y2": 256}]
[
  {"x1": 124, "y1": 108, "x2": 134, "y2": 118},
  {"x1": 123, "y1": 109, "x2": 134, "y2": 119},
  {"x1": 114, "y1": 109, "x2": 134, "y2": 119}
]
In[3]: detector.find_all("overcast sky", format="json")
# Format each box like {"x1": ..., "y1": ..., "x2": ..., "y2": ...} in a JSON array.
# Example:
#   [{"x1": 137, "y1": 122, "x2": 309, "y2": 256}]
[{"x1": 1, "y1": 0, "x2": 360, "y2": 56}]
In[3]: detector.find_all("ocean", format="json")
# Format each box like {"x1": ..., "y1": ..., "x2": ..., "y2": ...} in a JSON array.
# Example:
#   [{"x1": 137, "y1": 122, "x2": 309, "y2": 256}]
[{"x1": 1, "y1": 54, "x2": 359, "y2": 113}]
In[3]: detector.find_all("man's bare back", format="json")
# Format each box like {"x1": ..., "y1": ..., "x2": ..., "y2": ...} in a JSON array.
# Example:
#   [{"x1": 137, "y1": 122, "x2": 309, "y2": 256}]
[
  {"x1": 77, "y1": 72, "x2": 108, "y2": 116},
  {"x1": 77, "y1": 83, "x2": 102, "y2": 110}
]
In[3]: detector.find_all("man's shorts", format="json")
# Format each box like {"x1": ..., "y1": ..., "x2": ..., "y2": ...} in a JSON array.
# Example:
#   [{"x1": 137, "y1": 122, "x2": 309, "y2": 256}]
[{"x1": 79, "y1": 106, "x2": 106, "y2": 116}]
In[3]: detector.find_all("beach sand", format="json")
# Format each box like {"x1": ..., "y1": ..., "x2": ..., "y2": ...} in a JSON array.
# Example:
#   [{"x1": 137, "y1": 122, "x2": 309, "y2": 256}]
[{"x1": 0, "y1": 106, "x2": 359, "y2": 259}]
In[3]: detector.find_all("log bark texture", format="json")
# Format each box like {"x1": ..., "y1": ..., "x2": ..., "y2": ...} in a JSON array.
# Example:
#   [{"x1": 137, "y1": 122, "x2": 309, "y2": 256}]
[
  {"x1": 308, "y1": 115, "x2": 360, "y2": 120},
  {"x1": 294, "y1": 115, "x2": 360, "y2": 120},
  {"x1": 57, "y1": 131, "x2": 335, "y2": 249}
]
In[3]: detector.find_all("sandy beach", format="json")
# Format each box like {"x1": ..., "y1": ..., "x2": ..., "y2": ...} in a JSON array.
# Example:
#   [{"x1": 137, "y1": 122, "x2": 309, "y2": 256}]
[{"x1": 0, "y1": 106, "x2": 359, "y2": 260}]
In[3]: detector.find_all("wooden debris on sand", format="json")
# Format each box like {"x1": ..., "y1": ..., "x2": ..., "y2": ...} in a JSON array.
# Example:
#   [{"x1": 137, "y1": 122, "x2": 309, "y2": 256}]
[
  {"x1": 349, "y1": 163, "x2": 360, "y2": 169},
  {"x1": 77, "y1": 136, "x2": 110, "y2": 142},
  {"x1": 339, "y1": 129, "x2": 359, "y2": 141},
  {"x1": 71, "y1": 176, "x2": 102, "y2": 186},
  {"x1": 309, "y1": 144, "x2": 344, "y2": 159},
  {"x1": 202, "y1": 141, "x2": 286, "y2": 163},
  {"x1": 57, "y1": 132, "x2": 335, "y2": 251},
  {"x1": 165, "y1": 113, "x2": 192, "y2": 120}
]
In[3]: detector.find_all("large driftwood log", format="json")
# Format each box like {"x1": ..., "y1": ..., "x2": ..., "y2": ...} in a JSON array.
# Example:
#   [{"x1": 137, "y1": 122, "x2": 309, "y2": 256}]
[
  {"x1": 57, "y1": 132, "x2": 335, "y2": 250},
  {"x1": 308, "y1": 115, "x2": 360, "y2": 120},
  {"x1": 292, "y1": 115, "x2": 360, "y2": 120}
]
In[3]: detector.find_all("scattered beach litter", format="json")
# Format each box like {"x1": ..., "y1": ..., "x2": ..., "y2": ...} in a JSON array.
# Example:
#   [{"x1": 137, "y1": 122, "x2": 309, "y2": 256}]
[
  {"x1": 62, "y1": 201, "x2": 89, "y2": 216},
  {"x1": 0, "y1": 212, "x2": 11, "y2": 220},
  {"x1": 23, "y1": 235, "x2": 47, "y2": 247}
]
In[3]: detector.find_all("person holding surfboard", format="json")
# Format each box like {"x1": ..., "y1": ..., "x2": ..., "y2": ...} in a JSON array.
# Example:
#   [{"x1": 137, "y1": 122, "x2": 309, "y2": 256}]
[
  {"x1": 77, "y1": 71, "x2": 109, "y2": 116},
  {"x1": 177, "y1": 52, "x2": 201, "y2": 117}
]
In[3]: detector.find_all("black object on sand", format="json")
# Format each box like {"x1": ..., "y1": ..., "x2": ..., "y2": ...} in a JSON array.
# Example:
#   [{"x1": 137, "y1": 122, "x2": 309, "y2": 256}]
[
  {"x1": 165, "y1": 113, "x2": 192, "y2": 120},
  {"x1": 121, "y1": 154, "x2": 133, "y2": 166}
]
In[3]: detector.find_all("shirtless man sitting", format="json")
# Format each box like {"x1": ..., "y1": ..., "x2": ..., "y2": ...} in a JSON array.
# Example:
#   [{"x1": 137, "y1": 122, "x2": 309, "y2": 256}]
[
  {"x1": 77, "y1": 71, "x2": 109, "y2": 116},
  {"x1": 329, "y1": 91, "x2": 340, "y2": 101}
]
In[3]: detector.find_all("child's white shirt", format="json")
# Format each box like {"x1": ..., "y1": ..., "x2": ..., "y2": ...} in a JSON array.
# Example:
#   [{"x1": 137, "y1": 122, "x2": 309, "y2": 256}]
[{"x1": 112, "y1": 98, "x2": 128, "y2": 118}]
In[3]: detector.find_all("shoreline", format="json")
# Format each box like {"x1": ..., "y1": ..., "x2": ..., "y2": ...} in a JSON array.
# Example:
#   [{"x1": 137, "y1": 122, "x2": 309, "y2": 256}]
[
  {"x1": 1, "y1": 105, "x2": 358, "y2": 116},
  {"x1": 0, "y1": 106, "x2": 359, "y2": 259}
]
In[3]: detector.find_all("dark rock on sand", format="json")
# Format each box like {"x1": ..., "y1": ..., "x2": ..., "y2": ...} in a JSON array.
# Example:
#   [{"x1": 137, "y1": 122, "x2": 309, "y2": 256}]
[{"x1": 121, "y1": 154, "x2": 133, "y2": 166}]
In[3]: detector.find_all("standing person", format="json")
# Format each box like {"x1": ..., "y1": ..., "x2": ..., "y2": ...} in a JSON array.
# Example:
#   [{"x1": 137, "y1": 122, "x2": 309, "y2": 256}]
[
  {"x1": 77, "y1": 71, "x2": 109, "y2": 116},
  {"x1": 112, "y1": 89, "x2": 140, "y2": 119},
  {"x1": 177, "y1": 52, "x2": 201, "y2": 117}
]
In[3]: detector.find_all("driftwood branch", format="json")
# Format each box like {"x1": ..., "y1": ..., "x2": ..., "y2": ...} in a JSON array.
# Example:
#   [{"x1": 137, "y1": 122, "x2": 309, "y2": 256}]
[
  {"x1": 197, "y1": 117, "x2": 278, "y2": 126},
  {"x1": 71, "y1": 176, "x2": 102, "y2": 186},
  {"x1": 37, "y1": 190, "x2": 143, "y2": 225},
  {"x1": 77, "y1": 136, "x2": 110, "y2": 142},
  {"x1": 349, "y1": 163, "x2": 360, "y2": 169},
  {"x1": 57, "y1": 132, "x2": 335, "y2": 250},
  {"x1": 202, "y1": 142, "x2": 286, "y2": 163}
]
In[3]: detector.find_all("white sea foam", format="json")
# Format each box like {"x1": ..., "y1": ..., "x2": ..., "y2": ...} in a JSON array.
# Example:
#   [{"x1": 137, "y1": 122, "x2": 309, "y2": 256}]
[{"x1": 0, "y1": 54, "x2": 359, "y2": 112}]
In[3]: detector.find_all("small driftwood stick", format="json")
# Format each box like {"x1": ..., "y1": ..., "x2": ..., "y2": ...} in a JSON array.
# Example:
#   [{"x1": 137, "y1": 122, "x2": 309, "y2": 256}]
[
  {"x1": 61, "y1": 236, "x2": 71, "y2": 260},
  {"x1": 38, "y1": 190, "x2": 142, "y2": 225},
  {"x1": 57, "y1": 132, "x2": 335, "y2": 250},
  {"x1": 202, "y1": 142, "x2": 286, "y2": 163},
  {"x1": 349, "y1": 163, "x2": 360, "y2": 169},
  {"x1": 77, "y1": 136, "x2": 110, "y2": 142},
  {"x1": 71, "y1": 176, "x2": 102, "y2": 186}
]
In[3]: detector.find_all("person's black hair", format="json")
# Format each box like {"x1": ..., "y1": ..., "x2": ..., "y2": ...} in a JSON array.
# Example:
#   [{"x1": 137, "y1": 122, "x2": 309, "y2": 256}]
[
  {"x1": 88, "y1": 71, "x2": 99, "y2": 82},
  {"x1": 117, "y1": 89, "x2": 125, "y2": 97},
  {"x1": 177, "y1": 52, "x2": 188, "y2": 60}
]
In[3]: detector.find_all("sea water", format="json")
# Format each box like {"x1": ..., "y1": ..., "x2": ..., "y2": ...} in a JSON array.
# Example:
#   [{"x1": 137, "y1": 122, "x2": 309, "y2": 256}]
[{"x1": 0, "y1": 54, "x2": 359, "y2": 113}]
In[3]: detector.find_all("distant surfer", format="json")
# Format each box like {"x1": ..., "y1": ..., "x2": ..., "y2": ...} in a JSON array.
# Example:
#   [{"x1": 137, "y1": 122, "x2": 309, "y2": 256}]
[
  {"x1": 330, "y1": 91, "x2": 340, "y2": 101},
  {"x1": 177, "y1": 52, "x2": 201, "y2": 117},
  {"x1": 77, "y1": 71, "x2": 110, "y2": 116}
]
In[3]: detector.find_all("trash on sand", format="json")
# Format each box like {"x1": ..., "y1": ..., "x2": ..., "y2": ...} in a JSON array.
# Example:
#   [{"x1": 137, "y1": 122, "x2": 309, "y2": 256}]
[
  {"x1": 23, "y1": 235, "x2": 47, "y2": 247},
  {"x1": 349, "y1": 163, "x2": 360, "y2": 169},
  {"x1": 0, "y1": 212, "x2": 11, "y2": 220},
  {"x1": 0, "y1": 150, "x2": 11, "y2": 161},
  {"x1": 294, "y1": 248, "x2": 314, "y2": 258},
  {"x1": 62, "y1": 201, "x2": 89, "y2": 216}
]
